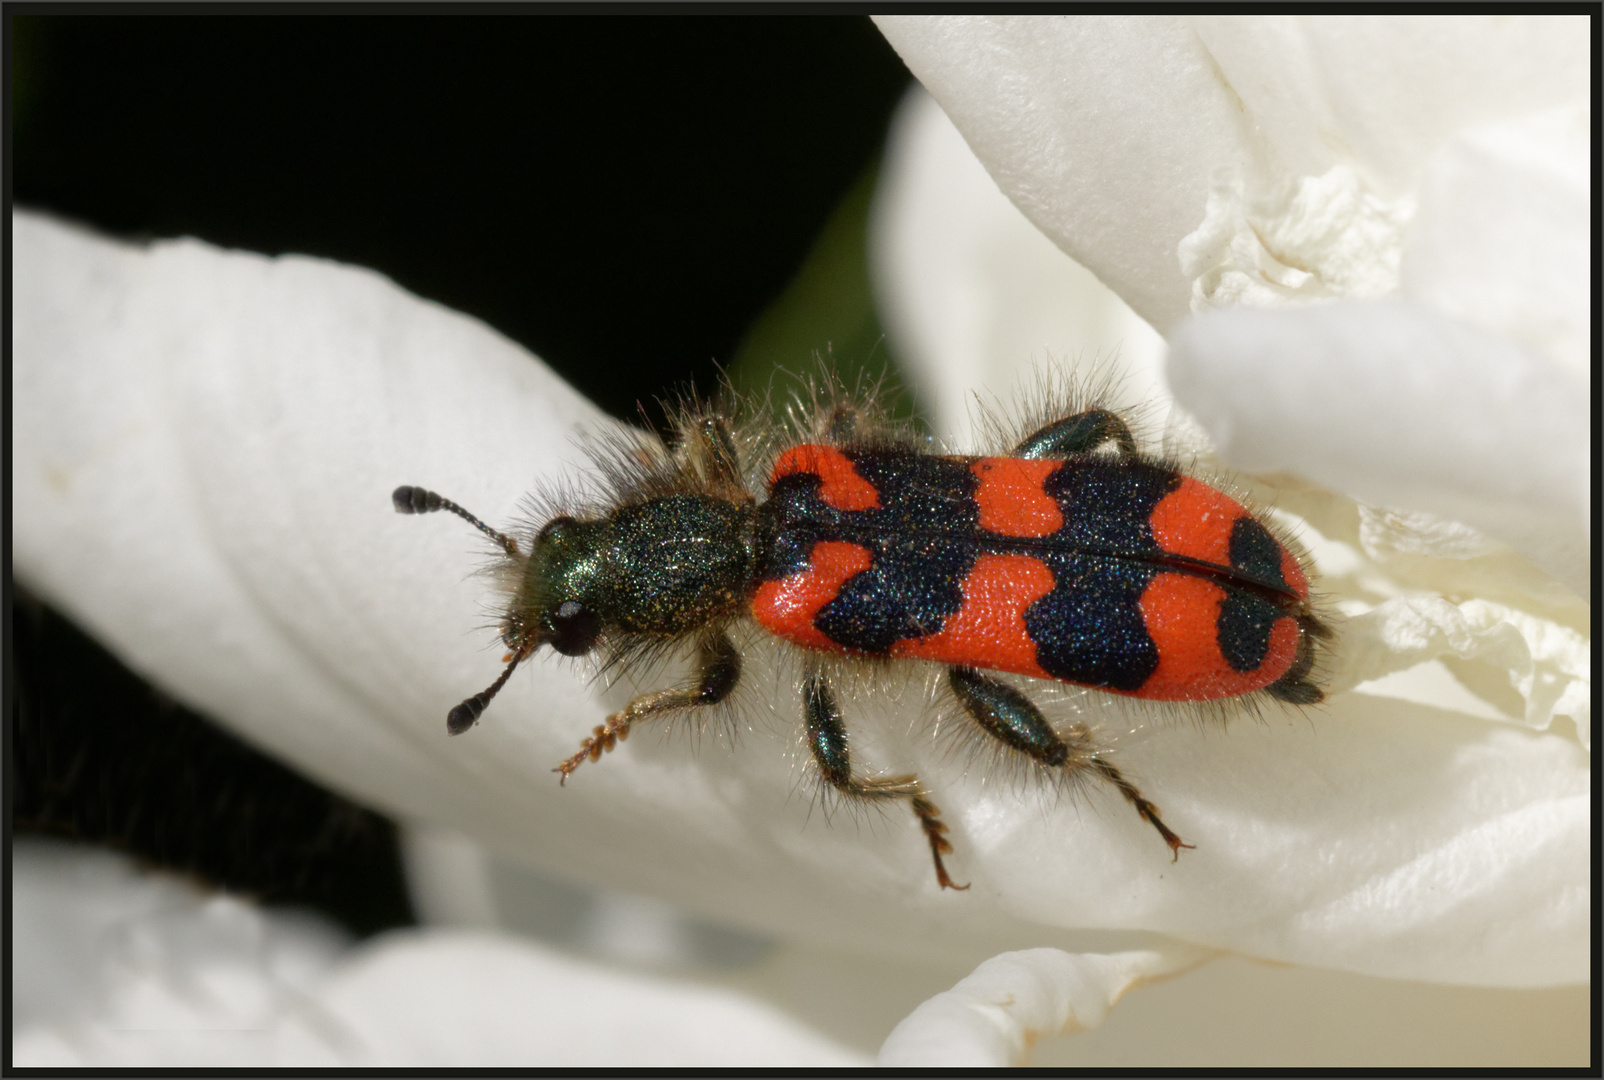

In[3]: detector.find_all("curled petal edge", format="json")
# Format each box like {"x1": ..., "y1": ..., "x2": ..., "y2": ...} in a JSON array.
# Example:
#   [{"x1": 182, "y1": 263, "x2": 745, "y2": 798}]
[{"x1": 878, "y1": 945, "x2": 1217, "y2": 1067}]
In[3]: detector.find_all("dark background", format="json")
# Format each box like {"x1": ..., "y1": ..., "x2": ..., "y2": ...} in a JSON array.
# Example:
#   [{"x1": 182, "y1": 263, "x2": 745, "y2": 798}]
[{"x1": 9, "y1": 13, "x2": 913, "y2": 936}]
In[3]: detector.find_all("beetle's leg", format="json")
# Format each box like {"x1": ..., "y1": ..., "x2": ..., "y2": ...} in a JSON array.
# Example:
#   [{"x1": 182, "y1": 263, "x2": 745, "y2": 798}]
[
  {"x1": 690, "y1": 414, "x2": 744, "y2": 491},
  {"x1": 554, "y1": 632, "x2": 740, "y2": 783},
  {"x1": 804, "y1": 667, "x2": 968, "y2": 890},
  {"x1": 948, "y1": 666, "x2": 1192, "y2": 860},
  {"x1": 820, "y1": 402, "x2": 865, "y2": 444},
  {"x1": 1012, "y1": 408, "x2": 1137, "y2": 459}
]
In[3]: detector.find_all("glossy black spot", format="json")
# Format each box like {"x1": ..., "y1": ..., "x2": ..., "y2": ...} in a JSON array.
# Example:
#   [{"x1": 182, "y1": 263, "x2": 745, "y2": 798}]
[
  {"x1": 813, "y1": 452, "x2": 979, "y2": 654},
  {"x1": 846, "y1": 450, "x2": 980, "y2": 533},
  {"x1": 757, "y1": 449, "x2": 982, "y2": 655},
  {"x1": 815, "y1": 535, "x2": 975, "y2": 653},
  {"x1": 1229, "y1": 516, "x2": 1289, "y2": 592},
  {"x1": 1025, "y1": 554, "x2": 1159, "y2": 692},
  {"x1": 1216, "y1": 589, "x2": 1281, "y2": 673},
  {"x1": 1042, "y1": 459, "x2": 1179, "y2": 558}
]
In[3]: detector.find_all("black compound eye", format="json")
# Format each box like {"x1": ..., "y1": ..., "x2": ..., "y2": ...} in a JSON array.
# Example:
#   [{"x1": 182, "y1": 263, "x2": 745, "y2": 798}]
[{"x1": 548, "y1": 599, "x2": 600, "y2": 656}]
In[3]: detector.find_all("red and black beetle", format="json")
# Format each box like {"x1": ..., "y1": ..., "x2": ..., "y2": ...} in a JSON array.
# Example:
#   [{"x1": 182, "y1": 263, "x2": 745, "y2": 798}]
[{"x1": 395, "y1": 382, "x2": 1330, "y2": 890}]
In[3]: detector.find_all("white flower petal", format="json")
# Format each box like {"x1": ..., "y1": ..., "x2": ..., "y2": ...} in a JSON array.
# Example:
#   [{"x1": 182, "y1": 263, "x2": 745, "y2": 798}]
[
  {"x1": 878, "y1": 946, "x2": 1213, "y2": 1067},
  {"x1": 14, "y1": 211, "x2": 1587, "y2": 991},
  {"x1": 1166, "y1": 300, "x2": 1589, "y2": 593},
  {"x1": 289, "y1": 931, "x2": 866, "y2": 1067},
  {"x1": 12, "y1": 210, "x2": 609, "y2": 822},
  {"x1": 1186, "y1": 15, "x2": 1589, "y2": 198},
  {"x1": 1343, "y1": 597, "x2": 1589, "y2": 747},
  {"x1": 874, "y1": 15, "x2": 1252, "y2": 332},
  {"x1": 1401, "y1": 102, "x2": 1590, "y2": 378},
  {"x1": 12, "y1": 839, "x2": 866, "y2": 1068},
  {"x1": 869, "y1": 87, "x2": 1168, "y2": 444},
  {"x1": 1178, "y1": 163, "x2": 1415, "y2": 310},
  {"x1": 12, "y1": 838, "x2": 351, "y2": 1041},
  {"x1": 896, "y1": 947, "x2": 1591, "y2": 1067},
  {"x1": 874, "y1": 15, "x2": 1588, "y2": 331}
]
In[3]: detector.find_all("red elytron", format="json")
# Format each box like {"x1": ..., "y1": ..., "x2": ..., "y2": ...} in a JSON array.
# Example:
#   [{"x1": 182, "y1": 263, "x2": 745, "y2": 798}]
[{"x1": 754, "y1": 444, "x2": 1320, "y2": 705}]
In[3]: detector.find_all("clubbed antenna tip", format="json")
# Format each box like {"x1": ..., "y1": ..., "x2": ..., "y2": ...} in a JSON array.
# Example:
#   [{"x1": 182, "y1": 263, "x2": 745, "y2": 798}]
[
  {"x1": 444, "y1": 649, "x2": 528, "y2": 736},
  {"x1": 392, "y1": 484, "x2": 521, "y2": 558}
]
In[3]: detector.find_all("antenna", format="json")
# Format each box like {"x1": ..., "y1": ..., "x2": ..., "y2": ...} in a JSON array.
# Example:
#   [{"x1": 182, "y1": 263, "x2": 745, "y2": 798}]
[
  {"x1": 446, "y1": 649, "x2": 527, "y2": 735},
  {"x1": 393, "y1": 485, "x2": 521, "y2": 558}
]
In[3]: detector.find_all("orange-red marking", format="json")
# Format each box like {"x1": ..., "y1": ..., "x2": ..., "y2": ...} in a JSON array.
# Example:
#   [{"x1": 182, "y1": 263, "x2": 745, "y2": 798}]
[
  {"x1": 1132, "y1": 573, "x2": 1300, "y2": 700},
  {"x1": 751, "y1": 540, "x2": 873, "y2": 652},
  {"x1": 1147, "y1": 476, "x2": 1244, "y2": 568},
  {"x1": 890, "y1": 553, "x2": 1055, "y2": 678},
  {"x1": 1150, "y1": 477, "x2": 1310, "y2": 601},
  {"x1": 770, "y1": 445, "x2": 880, "y2": 511},
  {"x1": 970, "y1": 458, "x2": 1063, "y2": 538}
]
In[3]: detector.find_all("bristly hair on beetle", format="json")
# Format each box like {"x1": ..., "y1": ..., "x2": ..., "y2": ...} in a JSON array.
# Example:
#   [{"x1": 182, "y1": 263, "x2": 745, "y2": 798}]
[{"x1": 394, "y1": 369, "x2": 1333, "y2": 892}]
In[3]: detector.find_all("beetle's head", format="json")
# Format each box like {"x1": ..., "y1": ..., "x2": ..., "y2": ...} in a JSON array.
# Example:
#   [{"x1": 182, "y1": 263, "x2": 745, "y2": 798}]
[{"x1": 506, "y1": 514, "x2": 608, "y2": 659}]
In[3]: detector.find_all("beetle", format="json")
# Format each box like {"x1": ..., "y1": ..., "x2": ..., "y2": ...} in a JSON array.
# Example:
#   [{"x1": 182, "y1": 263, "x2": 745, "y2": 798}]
[{"x1": 395, "y1": 383, "x2": 1329, "y2": 890}]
